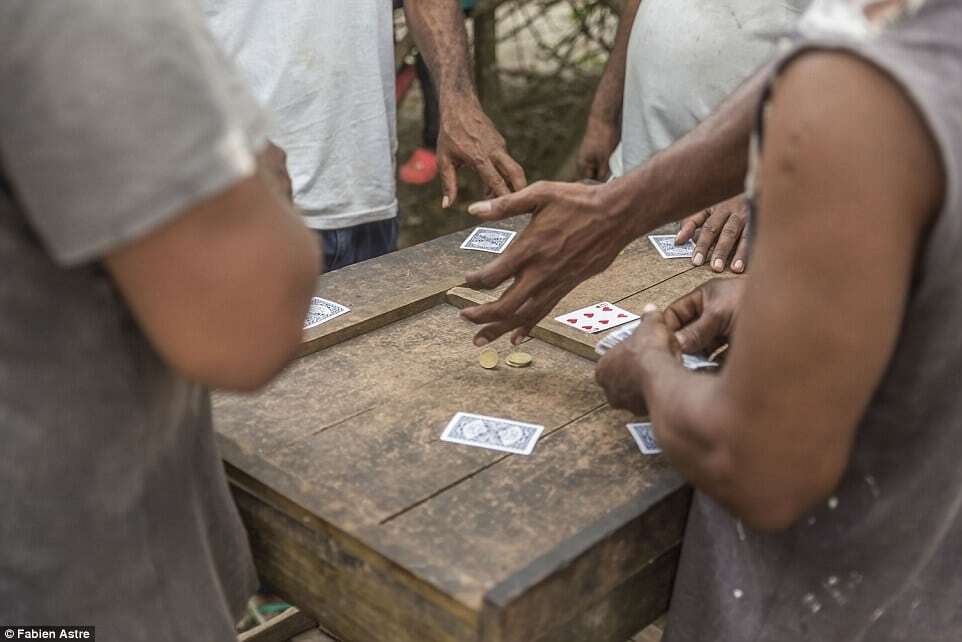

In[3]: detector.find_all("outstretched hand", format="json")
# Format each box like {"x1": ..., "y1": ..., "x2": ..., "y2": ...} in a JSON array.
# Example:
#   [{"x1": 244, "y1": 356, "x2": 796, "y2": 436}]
[{"x1": 461, "y1": 180, "x2": 634, "y2": 346}]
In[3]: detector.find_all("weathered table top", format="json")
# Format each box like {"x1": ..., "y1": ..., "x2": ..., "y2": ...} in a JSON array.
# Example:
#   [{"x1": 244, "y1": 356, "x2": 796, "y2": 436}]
[{"x1": 214, "y1": 218, "x2": 719, "y2": 642}]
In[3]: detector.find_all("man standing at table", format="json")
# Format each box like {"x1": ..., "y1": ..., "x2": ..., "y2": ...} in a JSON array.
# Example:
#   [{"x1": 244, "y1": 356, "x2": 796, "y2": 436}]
[
  {"x1": 203, "y1": 0, "x2": 525, "y2": 271},
  {"x1": 1, "y1": 0, "x2": 319, "y2": 638},
  {"x1": 595, "y1": 1, "x2": 962, "y2": 638},
  {"x1": 577, "y1": 0, "x2": 808, "y2": 273}
]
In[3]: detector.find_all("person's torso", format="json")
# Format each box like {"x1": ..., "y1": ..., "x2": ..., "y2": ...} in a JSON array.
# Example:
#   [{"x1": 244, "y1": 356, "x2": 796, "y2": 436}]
[
  {"x1": 665, "y1": 2, "x2": 962, "y2": 641},
  {"x1": 203, "y1": 0, "x2": 398, "y2": 229},
  {"x1": 0, "y1": 2, "x2": 259, "y2": 638},
  {"x1": 619, "y1": 0, "x2": 809, "y2": 173}
]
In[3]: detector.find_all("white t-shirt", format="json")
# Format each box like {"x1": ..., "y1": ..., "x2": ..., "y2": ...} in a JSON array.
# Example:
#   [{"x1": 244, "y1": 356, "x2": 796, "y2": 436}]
[
  {"x1": 203, "y1": 0, "x2": 397, "y2": 230},
  {"x1": 612, "y1": 0, "x2": 808, "y2": 176}
]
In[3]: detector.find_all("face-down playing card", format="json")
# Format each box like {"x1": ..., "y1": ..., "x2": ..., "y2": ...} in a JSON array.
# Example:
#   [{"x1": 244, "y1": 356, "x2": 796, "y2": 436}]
[
  {"x1": 648, "y1": 234, "x2": 695, "y2": 259},
  {"x1": 627, "y1": 422, "x2": 661, "y2": 455},
  {"x1": 460, "y1": 227, "x2": 517, "y2": 254},
  {"x1": 303, "y1": 296, "x2": 350, "y2": 330},
  {"x1": 441, "y1": 412, "x2": 544, "y2": 456}
]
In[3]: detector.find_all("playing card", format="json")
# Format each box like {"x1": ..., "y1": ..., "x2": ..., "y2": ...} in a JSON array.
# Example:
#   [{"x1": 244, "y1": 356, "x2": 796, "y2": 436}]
[
  {"x1": 649, "y1": 234, "x2": 696, "y2": 259},
  {"x1": 595, "y1": 321, "x2": 719, "y2": 371},
  {"x1": 441, "y1": 412, "x2": 544, "y2": 456},
  {"x1": 627, "y1": 422, "x2": 661, "y2": 455},
  {"x1": 460, "y1": 227, "x2": 517, "y2": 254},
  {"x1": 554, "y1": 302, "x2": 640, "y2": 334},
  {"x1": 303, "y1": 296, "x2": 350, "y2": 330}
]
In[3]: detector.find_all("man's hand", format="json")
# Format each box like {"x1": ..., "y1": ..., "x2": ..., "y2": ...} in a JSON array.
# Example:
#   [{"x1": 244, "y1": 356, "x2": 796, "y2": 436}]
[
  {"x1": 462, "y1": 180, "x2": 633, "y2": 345},
  {"x1": 262, "y1": 141, "x2": 294, "y2": 204},
  {"x1": 664, "y1": 277, "x2": 745, "y2": 354},
  {"x1": 675, "y1": 193, "x2": 750, "y2": 273},
  {"x1": 576, "y1": 114, "x2": 619, "y2": 181},
  {"x1": 596, "y1": 305, "x2": 681, "y2": 416},
  {"x1": 438, "y1": 94, "x2": 527, "y2": 207}
]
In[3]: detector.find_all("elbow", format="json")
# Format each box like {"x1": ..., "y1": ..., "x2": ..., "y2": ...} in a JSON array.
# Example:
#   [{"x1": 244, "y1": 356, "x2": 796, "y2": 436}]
[{"x1": 175, "y1": 243, "x2": 319, "y2": 393}]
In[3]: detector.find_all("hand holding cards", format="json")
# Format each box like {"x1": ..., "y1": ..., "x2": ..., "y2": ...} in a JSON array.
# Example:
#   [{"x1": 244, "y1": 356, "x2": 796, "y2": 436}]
[{"x1": 595, "y1": 319, "x2": 719, "y2": 370}]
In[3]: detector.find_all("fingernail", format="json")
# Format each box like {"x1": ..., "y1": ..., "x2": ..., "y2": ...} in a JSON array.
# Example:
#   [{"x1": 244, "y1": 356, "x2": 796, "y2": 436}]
[
  {"x1": 693, "y1": 252, "x2": 704, "y2": 266},
  {"x1": 674, "y1": 332, "x2": 685, "y2": 346},
  {"x1": 474, "y1": 337, "x2": 489, "y2": 347},
  {"x1": 712, "y1": 258, "x2": 724, "y2": 271},
  {"x1": 442, "y1": 196, "x2": 450, "y2": 209},
  {"x1": 643, "y1": 303, "x2": 657, "y2": 313},
  {"x1": 733, "y1": 260, "x2": 744, "y2": 272},
  {"x1": 468, "y1": 201, "x2": 492, "y2": 215}
]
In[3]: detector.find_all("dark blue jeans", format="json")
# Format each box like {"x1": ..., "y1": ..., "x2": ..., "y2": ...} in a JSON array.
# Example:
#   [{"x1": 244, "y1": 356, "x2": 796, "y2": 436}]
[{"x1": 318, "y1": 216, "x2": 399, "y2": 272}]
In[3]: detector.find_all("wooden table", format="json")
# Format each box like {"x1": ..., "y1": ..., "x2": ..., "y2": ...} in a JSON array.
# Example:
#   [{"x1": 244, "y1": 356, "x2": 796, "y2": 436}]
[{"x1": 215, "y1": 218, "x2": 718, "y2": 642}]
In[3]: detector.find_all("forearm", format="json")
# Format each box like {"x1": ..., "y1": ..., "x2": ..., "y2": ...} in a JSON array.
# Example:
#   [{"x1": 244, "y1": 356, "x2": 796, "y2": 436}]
[
  {"x1": 405, "y1": 0, "x2": 476, "y2": 106},
  {"x1": 603, "y1": 63, "x2": 770, "y2": 238},
  {"x1": 588, "y1": 0, "x2": 642, "y2": 131}
]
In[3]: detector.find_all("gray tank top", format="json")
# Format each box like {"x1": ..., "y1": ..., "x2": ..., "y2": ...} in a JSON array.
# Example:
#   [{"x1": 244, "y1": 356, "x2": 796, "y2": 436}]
[{"x1": 664, "y1": 2, "x2": 962, "y2": 641}]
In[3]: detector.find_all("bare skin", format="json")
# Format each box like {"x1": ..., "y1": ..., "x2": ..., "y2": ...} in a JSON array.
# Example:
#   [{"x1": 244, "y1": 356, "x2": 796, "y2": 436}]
[
  {"x1": 595, "y1": 52, "x2": 944, "y2": 531},
  {"x1": 404, "y1": 0, "x2": 526, "y2": 207},
  {"x1": 675, "y1": 193, "x2": 750, "y2": 273},
  {"x1": 104, "y1": 149, "x2": 320, "y2": 392},
  {"x1": 576, "y1": 0, "x2": 642, "y2": 181},
  {"x1": 461, "y1": 63, "x2": 769, "y2": 346}
]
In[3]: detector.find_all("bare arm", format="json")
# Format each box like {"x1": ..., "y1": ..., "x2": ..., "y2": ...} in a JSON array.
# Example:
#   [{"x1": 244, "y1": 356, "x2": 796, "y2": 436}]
[
  {"x1": 577, "y1": 0, "x2": 642, "y2": 180},
  {"x1": 597, "y1": 52, "x2": 944, "y2": 531},
  {"x1": 404, "y1": 0, "x2": 526, "y2": 206},
  {"x1": 104, "y1": 151, "x2": 320, "y2": 392},
  {"x1": 461, "y1": 63, "x2": 767, "y2": 345}
]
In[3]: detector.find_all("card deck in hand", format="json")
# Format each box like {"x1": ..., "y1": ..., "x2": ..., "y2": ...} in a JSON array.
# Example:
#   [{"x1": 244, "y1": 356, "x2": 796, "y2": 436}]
[
  {"x1": 555, "y1": 302, "x2": 640, "y2": 334},
  {"x1": 460, "y1": 227, "x2": 517, "y2": 254},
  {"x1": 303, "y1": 296, "x2": 350, "y2": 330},
  {"x1": 595, "y1": 321, "x2": 719, "y2": 371},
  {"x1": 627, "y1": 422, "x2": 661, "y2": 455},
  {"x1": 649, "y1": 234, "x2": 695, "y2": 259},
  {"x1": 441, "y1": 412, "x2": 544, "y2": 456}
]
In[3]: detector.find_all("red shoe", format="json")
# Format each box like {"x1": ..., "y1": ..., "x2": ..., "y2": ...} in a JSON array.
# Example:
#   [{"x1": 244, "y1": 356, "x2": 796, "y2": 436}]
[{"x1": 399, "y1": 147, "x2": 438, "y2": 185}]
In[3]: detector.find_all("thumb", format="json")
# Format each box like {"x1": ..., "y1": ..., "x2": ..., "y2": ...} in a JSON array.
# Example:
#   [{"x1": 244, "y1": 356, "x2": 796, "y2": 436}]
[
  {"x1": 439, "y1": 151, "x2": 459, "y2": 209},
  {"x1": 673, "y1": 314, "x2": 721, "y2": 354}
]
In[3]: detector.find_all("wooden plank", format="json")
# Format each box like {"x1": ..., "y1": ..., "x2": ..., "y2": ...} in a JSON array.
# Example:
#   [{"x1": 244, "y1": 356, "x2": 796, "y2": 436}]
[
  {"x1": 299, "y1": 216, "x2": 529, "y2": 357},
  {"x1": 217, "y1": 304, "x2": 607, "y2": 530},
  {"x1": 231, "y1": 481, "x2": 478, "y2": 642},
  {"x1": 377, "y1": 404, "x2": 688, "y2": 614},
  {"x1": 449, "y1": 266, "x2": 719, "y2": 362},
  {"x1": 238, "y1": 608, "x2": 316, "y2": 642},
  {"x1": 291, "y1": 630, "x2": 338, "y2": 642}
]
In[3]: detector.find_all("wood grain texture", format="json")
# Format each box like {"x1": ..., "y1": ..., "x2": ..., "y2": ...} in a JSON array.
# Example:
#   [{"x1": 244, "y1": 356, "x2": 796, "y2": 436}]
[
  {"x1": 298, "y1": 217, "x2": 529, "y2": 357},
  {"x1": 238, "y1": 608, "x2": 316, "y2": 642}
]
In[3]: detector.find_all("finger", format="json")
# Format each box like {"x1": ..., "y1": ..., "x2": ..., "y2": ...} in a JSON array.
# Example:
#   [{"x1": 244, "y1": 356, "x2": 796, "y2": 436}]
[
  {"x1": 466, "y1": 277, "x2": 544, "y2": 346},
  {"x1": 710, "y1": 214, "x2": 744, "y2": 272},
  {"x1": 464, "y1": 243, "x2": 529, "y2": 292},
  {"x1": 467, "y1": 181, "x2": 550, "y2": 222},
  {"x1": 675, "y1": 210, "x2": 709, "y2": 245},
  {"x1": 439, "y1": 151, "x2": 459, "y2": 209},
  {"x1": 507, "y1": 282, "x2": 571, "y2": 345},
  {"x1": 494, "y1": 151, "x2": 528, "y2": 193},
  {"x1": 475, "y1": 158, "x2": 511, "y2": 198},
  {"x1": 693, "y1": 208, "x2": 730, "y2": 267},
  {"x1": 731, "y1": 234, "x2": 750, "y2": 273},
  {"x1": 662, "y1": 287, "x2": 704, "y2": 333}
]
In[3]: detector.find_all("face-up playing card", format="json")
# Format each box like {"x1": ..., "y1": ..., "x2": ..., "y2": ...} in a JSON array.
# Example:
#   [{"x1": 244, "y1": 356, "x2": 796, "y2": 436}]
[
  {"x1": 303, "y1": 296, "x2": 350, "y2": 330},
  {"x1": 441, "y1": 412, "x2": 544, "y2": 456},
  {"x1": 554, "y1": 302, "x2": 640, "y2": 334},
  {"x1": 649, "y1": 234, "x2": 695, "y2": 259},
  {"x1": 460, "y1": 227, "x2": 517, "y2": 254},
  {"x1": 627, "y1": 422, "x2": 661, "y2": 455}
]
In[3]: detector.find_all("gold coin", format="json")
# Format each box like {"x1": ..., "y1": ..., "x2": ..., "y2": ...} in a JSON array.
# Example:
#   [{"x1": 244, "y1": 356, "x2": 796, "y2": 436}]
[
  {"x1": 505, "y1": 351, "x2": 533, "y2": 368},
  {"x1": 479, "y1": 348, "x2": 499, "y2": 369}
]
